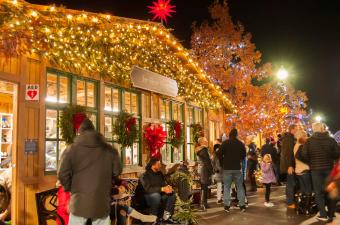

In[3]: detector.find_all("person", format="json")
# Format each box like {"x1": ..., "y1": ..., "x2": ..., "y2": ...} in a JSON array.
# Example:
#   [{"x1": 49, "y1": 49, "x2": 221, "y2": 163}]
[
  {"x1": 141, "y1": 157, "x2": 177, "y2": 223},
  {"x1": 195, "y1": 137, "x2": 214, "y2": 210},
  {"x1": 261, "y1": 154, "x2": 277, "y2": 207},
  {"x1": 293, "y1": 130, "x2": 313, "y2": 212},
  {"x1": 247, "y1": 140, "x2": 258, "y2": 192},
  {"x1": 212, "y1": 138, "x2": 223, "y2": 204},
  {"x1": 0, "y1": 167, "x2": 11, "y2": 223},
  {"x1": 299, "y1": 123, "x2": 340, "y2": 223},
  {"x1": 276, "y1": 134, "x2": 283, "y2": 184},
  {"x1": 58, "y1": 119, "x2": 122, "y2": 225},
  {"x1": 219, "y1": 128, "x2": 247, "y2": 213},
  {"x1": 261, "y1": 138, "x2": 280, "y2": 186},
  {"x1": 280, "y1": 124, "x2": 298, "y2": 208}
]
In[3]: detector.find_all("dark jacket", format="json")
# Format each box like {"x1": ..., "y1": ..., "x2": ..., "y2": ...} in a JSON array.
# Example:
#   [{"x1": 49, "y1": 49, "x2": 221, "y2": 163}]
[
  {"x1": 140, "y1": 169, "x2": 166, "y2": 194},
  {"x1": 261, "y1": 144, "x2": 280, "y2": 165},
  {"x1": 196, "y1": 146, "x2": 214, "y2": 185},
  {"x1": 57, "y1": 130, "x2": 122, "y2": 219},
  {"x1": 219, "y1": 138, "x2": 247, "y2": 171},
  {"x1": 212, "y1": 147, "x2": 223, "y2": 182},
  {"x1": 280, "y1": 132, "x2": 296, "y2": 173},
  {"x1": 300, "y1": 132, "x2": 340, "y2": 171}
]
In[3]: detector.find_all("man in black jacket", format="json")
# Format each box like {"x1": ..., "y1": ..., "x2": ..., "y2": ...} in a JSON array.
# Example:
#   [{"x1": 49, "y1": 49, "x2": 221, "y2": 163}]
[
  {"x1": 141, "y1": 158, "x2": 176, "y2": 223},
  {"x1": 219, "y1": 128, "x2": 247, "y2": 212},
  {"x1": 300, "y1": 122, "x2": 340, "y2": 222},
  {"x1": 280, "y1": 124, "x2": 298, "y2": 208}
]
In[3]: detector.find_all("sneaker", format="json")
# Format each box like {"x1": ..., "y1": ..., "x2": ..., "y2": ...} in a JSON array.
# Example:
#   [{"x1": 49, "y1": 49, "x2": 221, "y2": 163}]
[
  {"x1": 316, "y1": 216, "x2": 328, "y2": 222},
  {"x1": 240, "y1": 205, "x2": 246, "y2": 212},
  {"x1": 224, "y1": 206, "x2": 230, "y2": 212},
  {"x1": 217, "y1": 199, "x2": 223, "y2": 204},
  {"x1": 264, "y1": 202, "x2": 270, "y2": 207},
  {"x1": 269, "y1": 202, "x2": 274, "y2": 207}
]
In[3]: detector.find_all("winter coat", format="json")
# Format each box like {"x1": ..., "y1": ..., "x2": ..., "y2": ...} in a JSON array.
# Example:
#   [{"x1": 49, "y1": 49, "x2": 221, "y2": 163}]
[
  {"x1": 212, "y1": 148, "x2": 223, "y2": 182},
  {"x1": 261, "y1": 144, "x2": 280, "y2": 166},
  {"x1": 261, "y1": 162, "x2": 277, "y2": 184},
  {"x1": 294, "y1": 144, "x2": 310, "y2": 175},
  {"x1": 196, "y1": 146, "x2": 214, "y2": 185},
  {"x1": 140, "y1": 169, "x2": 166, "y2": 194},
  {"x1": 219, "y1": 138, "x2": 247, "y2": 171},
  {"x1": 280, "y1": 132, "x2": 296, "y2": 173},
  {"x1": 58, "y1": 130, "x2": 122, "y2": 219},
  {"x1": 300, "y1": 132, "x2": 340, "y2": 171},
  {"x1": 247, "y1": 149, "x2": 258, "y2": 171}
]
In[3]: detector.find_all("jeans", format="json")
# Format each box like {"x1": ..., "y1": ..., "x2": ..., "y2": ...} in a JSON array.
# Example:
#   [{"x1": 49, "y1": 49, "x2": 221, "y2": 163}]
[
  {"x1": 216, "y1": 182, "x2": 223, "y2": 201},
  {"x1": 223, "y1": 170, "x2": 246, "y2": 207},
  {"x1": 286, "y1": 173, "x2": 296, "y2": 205},
  {"x1": 69, "y1": 214, "x2": 110, "y2": 225},
  {"x1": 311, "y1": 170, "x2": 335, "y2": 218},
  {"x1": 110, "y1": 205, "x2": 133, "y2": 225},
  {"x1": 297, "y1": 172, "x2": 313, "y2": 194},
  {"x1": 272, "y1": 164, "x2": 280, "y2": 184},
  {"x1": 264, "y1": 183, "x2": 271, "y2": 202},
  {"x1": 145, "y1": 192, "x2": 176, "y2": 216},
  {"x1": 201, "y1": 184, "x2": 209, "y2": 206}
]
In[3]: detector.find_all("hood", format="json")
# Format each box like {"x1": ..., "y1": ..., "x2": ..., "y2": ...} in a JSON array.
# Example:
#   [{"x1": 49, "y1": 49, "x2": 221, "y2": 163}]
[
  {"x1": 73, "y1": 130, "x2": 105, "y2": 148},
  {"x1": 312, "y1": 132, "x2": 330, "y2": 140}
]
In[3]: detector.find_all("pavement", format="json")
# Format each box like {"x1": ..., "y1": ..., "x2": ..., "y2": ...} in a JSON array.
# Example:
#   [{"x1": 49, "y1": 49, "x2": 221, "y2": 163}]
[{"x1": 196, "y1": 186, "x2": 340, "y2": 225}]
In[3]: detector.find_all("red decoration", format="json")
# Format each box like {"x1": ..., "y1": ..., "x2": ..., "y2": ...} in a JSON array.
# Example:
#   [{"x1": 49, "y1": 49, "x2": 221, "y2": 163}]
[
  {"x1": 143, "y1": 124, "x2": 167, "y2": 159},
  {"x1": 125, "y1": 117, "x2": 137, "y2": 134},
  {"x1": 148, "y1": 0, "x2": 176, "y2": 24},
  {"x1": 72, "y1": 112, "x2": 87, "y2": 133},
  {"x1": 174, "y1": 121, "x2": 181, "y2": 139}
]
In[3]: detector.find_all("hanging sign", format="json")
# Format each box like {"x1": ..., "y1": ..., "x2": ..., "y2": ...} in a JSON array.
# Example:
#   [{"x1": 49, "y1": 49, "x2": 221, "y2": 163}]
[
  {"x1": 130, "y1": 66, "x2": 178, "y2": 98},
  {"x1": 25, "y1": 139, "x2": 38, "y2": 154},
  {"x1": 25, "y1": 84, "x2": 39, "y2": 101}
]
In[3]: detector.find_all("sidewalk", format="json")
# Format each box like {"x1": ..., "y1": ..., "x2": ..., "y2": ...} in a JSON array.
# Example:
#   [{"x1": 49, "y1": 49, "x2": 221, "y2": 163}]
[{"x1": 196, "y1": 186, "x2": 339, "y2": 225}]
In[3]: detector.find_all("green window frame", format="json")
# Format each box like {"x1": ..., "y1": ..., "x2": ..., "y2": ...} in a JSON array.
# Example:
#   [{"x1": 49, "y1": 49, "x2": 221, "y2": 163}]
[
  {"x1": 186, "y1": 106, "x2": 203, "y2": 161},
  {"x1": 104, "y1": 85, "x2": 142, "y2": 166},
  {"x1": 45, "y1": 69, "x2": 99, "y2": 173}
]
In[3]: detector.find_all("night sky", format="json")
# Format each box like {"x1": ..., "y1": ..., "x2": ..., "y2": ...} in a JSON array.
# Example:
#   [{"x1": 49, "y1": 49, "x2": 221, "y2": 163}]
[{"x1": 28, "y1": 0, "x2": 340, "y2": 132}]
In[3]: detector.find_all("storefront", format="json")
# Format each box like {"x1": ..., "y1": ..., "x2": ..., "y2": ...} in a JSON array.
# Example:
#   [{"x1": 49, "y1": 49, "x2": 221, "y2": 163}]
[{"x1": 0, "y1": 0, "x2": 235, "y2": 224}]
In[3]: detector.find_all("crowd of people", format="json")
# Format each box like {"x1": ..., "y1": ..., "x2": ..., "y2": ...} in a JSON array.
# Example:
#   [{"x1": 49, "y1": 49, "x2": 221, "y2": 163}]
[{"x1": 55, "y1": 116, "x2": 340, "y2": 225}]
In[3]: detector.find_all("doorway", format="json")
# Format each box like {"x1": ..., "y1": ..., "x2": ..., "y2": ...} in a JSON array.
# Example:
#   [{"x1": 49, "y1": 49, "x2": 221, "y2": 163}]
[{"x1": 0, "y1": 80, "x2": 17, "y2": 223}]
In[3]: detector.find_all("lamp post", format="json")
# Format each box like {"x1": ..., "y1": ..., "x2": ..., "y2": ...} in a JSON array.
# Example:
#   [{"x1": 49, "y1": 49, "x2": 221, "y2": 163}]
[{"x1": 277, "y1": 66, "x2": 289, "y2": 81}]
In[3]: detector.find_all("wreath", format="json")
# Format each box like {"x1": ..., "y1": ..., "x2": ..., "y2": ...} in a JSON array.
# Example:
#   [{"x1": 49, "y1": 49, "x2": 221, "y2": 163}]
[
  {"x1": 143, "y1": 124, "x2": 167, "y2": 159},
  {"x1": 167, "y1": 120, "x2": 184, "y2": 148},
  {"x1": 113, "y1": 111, "x2": 138, "y2": 148},
  {"x1": 59, "y1": 105, "x2": 87, "y2": 144},
  {"x1": 190, "y1": 123, "x2": 203, "y2": 144}
]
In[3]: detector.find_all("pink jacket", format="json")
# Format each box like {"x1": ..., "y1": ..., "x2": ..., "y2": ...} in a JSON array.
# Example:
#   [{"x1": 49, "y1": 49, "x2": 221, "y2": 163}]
[{"x1": 261, "y1": 162, "x2": 277, "y2": 184}]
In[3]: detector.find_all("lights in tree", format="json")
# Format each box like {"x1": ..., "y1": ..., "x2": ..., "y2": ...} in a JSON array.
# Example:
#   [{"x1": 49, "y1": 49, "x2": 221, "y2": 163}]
[{"x1": 148, "y1": 0, "x2": 176, "y2": 24}]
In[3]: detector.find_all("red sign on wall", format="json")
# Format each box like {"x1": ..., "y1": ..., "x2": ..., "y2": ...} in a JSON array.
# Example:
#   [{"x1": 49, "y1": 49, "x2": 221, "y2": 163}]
[{"x1": 25, "y1": 84, "x2": 39, "y2": 101}]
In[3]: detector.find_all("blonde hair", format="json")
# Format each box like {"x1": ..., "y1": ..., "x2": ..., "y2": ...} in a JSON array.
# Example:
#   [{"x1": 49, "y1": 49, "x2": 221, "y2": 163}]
[
  {"x1": 312, "y1": 122, "x2": 325, "y2": 133},
  {"x1": 295, "y1": 130, "x2": 307, "y2": 144},
  {"x1": 198, "y1": 137, "x2": 208, "y2": 147},
  {"x1": 263, "y1": 154, "x2": 272, "y2": 163}
]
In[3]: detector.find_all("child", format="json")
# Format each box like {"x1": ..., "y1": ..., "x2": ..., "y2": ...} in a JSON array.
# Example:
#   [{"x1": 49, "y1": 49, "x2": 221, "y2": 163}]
[{"x1": 261, "y1": 154, "x2": 277, "y2": 207}]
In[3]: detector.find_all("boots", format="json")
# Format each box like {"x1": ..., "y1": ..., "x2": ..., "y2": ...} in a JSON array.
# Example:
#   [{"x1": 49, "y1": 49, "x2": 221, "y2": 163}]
[
  {"x1": 305, "y1": 194, "x2": 312, "y2": 215},
  {"x1": 129, "y1": 209, "x2": 157, "y2": 223}
]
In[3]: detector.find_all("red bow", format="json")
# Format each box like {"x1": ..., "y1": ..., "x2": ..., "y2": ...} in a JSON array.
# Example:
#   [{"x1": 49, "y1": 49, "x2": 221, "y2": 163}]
[
  {"x1": 125, "y1": 117, "x2": 136, "y2": 134},
  {"x1": 144, "y1": 124, "x2": 167, "y2": 159},
  {"x1": 73, "y1": 112, "x2": 87, "y2": 133}
]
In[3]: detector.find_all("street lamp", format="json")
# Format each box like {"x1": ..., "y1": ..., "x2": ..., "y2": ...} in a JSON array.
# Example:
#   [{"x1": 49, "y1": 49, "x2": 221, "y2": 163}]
[
  {"x1": 315, "y1": 115, "x2": 323, "y2": 122},
  {"x1": 277, "y1": 67, "x2": 289, "y2": 81}
]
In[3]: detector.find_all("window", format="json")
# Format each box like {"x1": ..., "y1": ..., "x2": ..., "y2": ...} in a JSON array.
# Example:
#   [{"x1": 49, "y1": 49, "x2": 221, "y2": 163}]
[
  {"x1": 45, "y1": 72, "x2": 70, "y2": 172},
  {"x1": 45, "y1": 71, "x2": 98, "y2": 173},
  {"x1": 186, "y1": 106, "x2": 204, "y2": 161},
  {"x1": 143, "y1": 93, "x2": 151, "y2": 118},
  {"x1": 104, "y1": 85, "x2": 141, "y2": 166}
]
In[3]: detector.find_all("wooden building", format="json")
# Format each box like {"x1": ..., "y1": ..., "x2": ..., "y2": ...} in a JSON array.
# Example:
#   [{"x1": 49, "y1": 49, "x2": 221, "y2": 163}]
[{"x1": 0, "y1": 0, "x2": 235, "y2": 224}]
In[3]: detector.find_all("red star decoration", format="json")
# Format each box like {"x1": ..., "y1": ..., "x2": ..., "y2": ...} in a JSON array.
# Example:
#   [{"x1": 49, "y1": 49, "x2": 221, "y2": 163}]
[{"x1": 148, "y1": 0, "x2": 176, "y2": 24}]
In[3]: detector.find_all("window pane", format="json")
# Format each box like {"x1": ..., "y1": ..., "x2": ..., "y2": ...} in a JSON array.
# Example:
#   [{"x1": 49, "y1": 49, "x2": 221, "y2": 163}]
[
  {"x1": 104, "y1": 87, "x2": 112, "y2": 111},
  {"x1": 59, "y1": 141, "x2": 67, "y2": 160},
  {"x1": 45, "y1": 141, "x2": 57, "y2": 171},
  {"x1": 125, "y1": 147, "x2": 133, "y2": 165},
  {"x1": 195, "y1": 109, "x2": 202, "y2": 124},
  {"x1": 132, "y1": 142, "x2": 139, "y2": 165},
  {"x1": 124, "y1": 92, "x2": 131, "y2": 113},
  {"x1": 87, "y1": 82, "x2": 95, "y2": 107},
  {"x1": 59, "y1": 76, "x2": 69, "y2": 103},
  {"x1": 112, "y1": 89, "x2": 119, "y2": 112},
  {"x1": 77, "y1": 80, "x2": 86, "y2": 106},
  {"x1": 104, "y1": 116, "x2": 113, "y2": 140},
  {"x1": 187, "y1": 107, "x2": 193, "y2": 124},
  {"x1": 173, "y1": 146, "x2": 182, "y2": 163},
  {"x1": 160, "y1": 99, "x2": 165, "y2": 120},
  {"x1": 186, "y1": 126, "x2": 191, "y2": 143},
  {"x1": 46, "y1": 73, "x2": 58, "y2": 102},
  {"x1": 143, "y1": 93, "x2": 151, "y2": 118},
  {"x1": 165, "y1": 101, "x2": 170, "y2": 120},
  {"x1": 173, "y1": 103, "x2": 178, "y2": 120},
  {"x1": 89, "y1": 114, "x2": 97, "y2": 129},
  {"x1": 131, "y1": 93, "x2": 138, "y2": 115},
  {"x1": 46, "y1": 109, "x2": 58, "y2": 138}
]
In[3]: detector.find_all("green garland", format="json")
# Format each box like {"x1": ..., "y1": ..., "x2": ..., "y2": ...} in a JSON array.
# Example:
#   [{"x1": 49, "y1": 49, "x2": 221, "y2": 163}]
[
  {"x1": 59, "y1": 105, "x2": 86, "y2": 144},
  {"x1": 190, "y1": 123, "x2": 203, "y2": 144},
  {"x1": 113, "y1": 111, "x2": 138, "y2": 148},
  {"x1": 167, "y1": 120, "x2": 184, "y2": 148}
]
